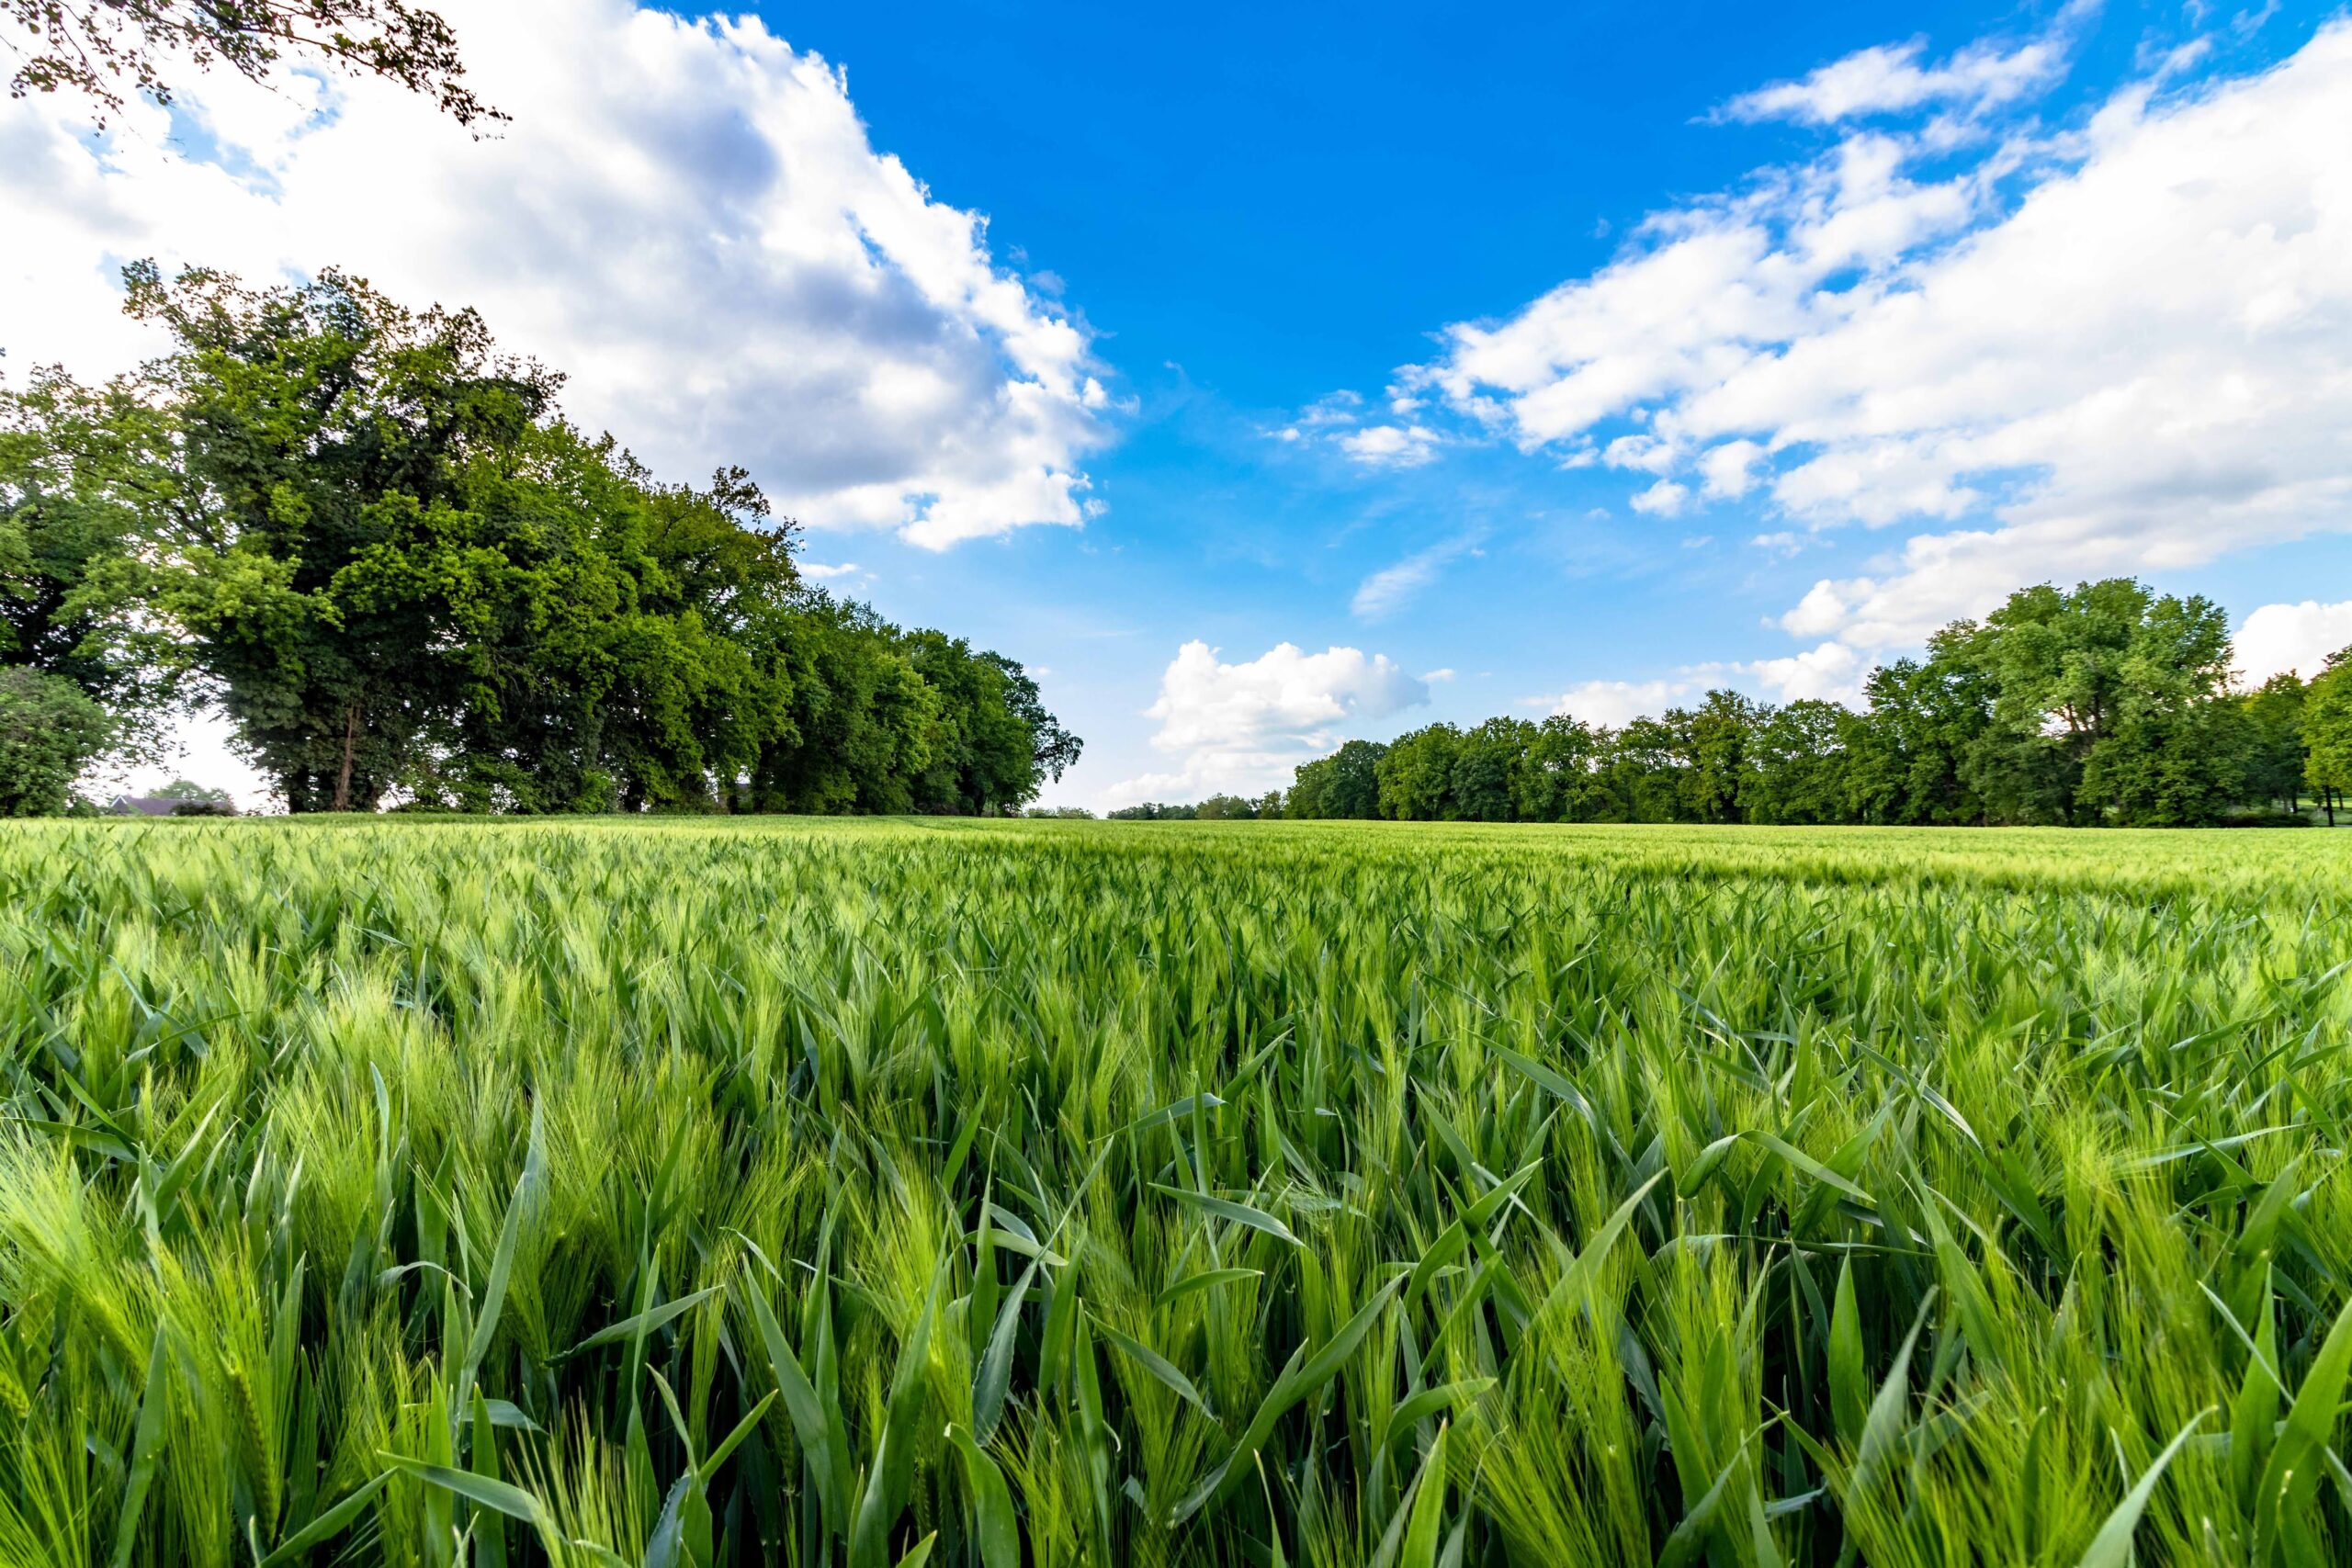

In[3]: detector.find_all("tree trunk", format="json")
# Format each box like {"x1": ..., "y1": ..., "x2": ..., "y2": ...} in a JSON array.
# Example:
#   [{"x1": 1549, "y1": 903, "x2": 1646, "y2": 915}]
[{"x1": 333, "y1": 705, "x2": 359, "y2": 813}]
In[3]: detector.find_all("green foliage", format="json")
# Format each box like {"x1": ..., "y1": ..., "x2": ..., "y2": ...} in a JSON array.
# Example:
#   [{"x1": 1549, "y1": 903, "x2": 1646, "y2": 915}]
[
  {"x1": 1288, "y1": 738, "x2": 1386, "y2": 819},
  {"x1": 1449, "y1": 716, "x2": 1533, "y2": 823},
  {"x1": 128, "y1": 262, "x2": 577, "y2": 810},
  {"x1": 1845, "y1": 656, "x2": 1988, "y2": 824},
  {"x1": 1375, "y1": 722, "x2": 1461, "y2": 820},
  {"x1": 1284, "y1": 579, "x2": 2303, "y2": 829},
  {"x1": 1108, "y1": 800, "x2": 1200, "y2": 819},
  {"x1": 17, "y1": 265, "x2": 1071, "y2": 817},
  {"x1": 5, "y1": 815, "x2": 2351, "y2": 1565},
  {"x1": 1947, "y1": 579, "x2": 2245, "y2": 825},
  {"x1": 0, "y1": 665, "x2": 111, "y2": 814},
  {"x1": 2305, "y1": 653, "x2": 2352, "y2": 807},
  {"x1": 1509, "y1": 716, "x2": 1601, "y2": 822},
  {"x1": 0, "y1": 366, "x2": 181, "y2": 761},
  {"x1": 149, "y1": 778, "x2": 229, "y2": 804},
  {"x1": 1743, "y1": 698, "x2": 1852, "y2": 824},
  {"x1": 2241, "y1": 672, "x2": 2309, "y2": 811}
]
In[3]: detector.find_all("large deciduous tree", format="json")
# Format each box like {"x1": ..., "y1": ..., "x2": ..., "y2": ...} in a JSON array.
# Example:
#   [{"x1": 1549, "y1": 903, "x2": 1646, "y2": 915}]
[
  {"x1": 0, "y1": 366, "x2": 185, "y2": 761},
  {"x1": 77, "y1": 262, "x2": 1077, "y2": 817},
  {"x1": 1510, "y1": 716, "x2": 1602, "y2": 823},
  {"x1": 1840, "y1": 657, "x2": 1988, "y2": 824},
  {"x1": 1745, "y1": 698, "x2": 1855, "y2": 825},
  {"x1": 132, "y1": 263, "x2": 561, "y2": 810},
  {"x1": 1450, "y1": 716, "x2": 1532, "y2": 823},
  {"x1": 1288, "y1": 738, "x2": 1386, "y2": 819},
  {"x1": 1375, "y1": 723, "x2": 1461, "y2": 821},
  {"x1": 2241, "y1": 671, "x2": 2309, "y2": 813},
  {"x1": 2305, "y1": 651, "x2": 2352, "y2": 826},
  {"x1": 1934, "y1": 579, "x2": 2245, "y2": 825},
  {"x1": 0, "y1": 666, "x2": 110, "y2": 814},
  {"x1": 1675, "y1": 689, "x2": 1761, "y2": 823}
]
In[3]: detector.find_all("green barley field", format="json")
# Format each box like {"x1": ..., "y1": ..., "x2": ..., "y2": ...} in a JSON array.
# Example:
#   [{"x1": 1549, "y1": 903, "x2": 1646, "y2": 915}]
[{"x1": 6, "y1": 818, "x2": 2352, "y2": 1567}]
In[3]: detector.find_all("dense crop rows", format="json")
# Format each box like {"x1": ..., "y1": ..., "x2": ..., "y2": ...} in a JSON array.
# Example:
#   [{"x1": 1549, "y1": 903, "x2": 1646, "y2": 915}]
[{"x1": 5, "y1": 818, "x2": 2352, "y2": 1565}]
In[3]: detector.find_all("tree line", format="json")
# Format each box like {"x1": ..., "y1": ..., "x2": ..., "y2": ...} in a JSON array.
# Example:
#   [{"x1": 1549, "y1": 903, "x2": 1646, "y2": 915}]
[
  {"x1": 0, "y1": 265, "x2": 1079, "y2": 816},
  {"x1": 1119, "y1": 580, "x2": 2352, "y2": 828}
]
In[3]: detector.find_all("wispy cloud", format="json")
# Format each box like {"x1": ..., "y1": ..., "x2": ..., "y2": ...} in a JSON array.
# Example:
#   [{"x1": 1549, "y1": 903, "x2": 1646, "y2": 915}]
[
  {"x1": 1351, "y1": 534, "x2": 1482, "y2": 620},
  {"x1": 1715, "y1": 29, "x2": 2074, "y2": 125}
]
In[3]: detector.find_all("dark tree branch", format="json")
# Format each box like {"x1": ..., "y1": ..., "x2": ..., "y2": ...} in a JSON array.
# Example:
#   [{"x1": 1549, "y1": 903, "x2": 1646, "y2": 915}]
[{"x1": 6, "y1": 0, "x2": 502, "y2": 129}]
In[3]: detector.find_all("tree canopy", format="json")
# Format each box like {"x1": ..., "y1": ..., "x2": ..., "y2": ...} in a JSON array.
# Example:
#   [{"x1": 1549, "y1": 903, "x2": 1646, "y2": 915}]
[
  {"x1": 0, "y1": 666, "x2": 109, "y2": 815},
  {"x1": 1272, "y1": 580, "x2": 2339, "y2": 829},
  {"x1": 0, "y1": 263, "x2": 1078, "y2": 817},
  {"x1": 2305, "y1": 650, "x2": 2352, "y2": 824}
]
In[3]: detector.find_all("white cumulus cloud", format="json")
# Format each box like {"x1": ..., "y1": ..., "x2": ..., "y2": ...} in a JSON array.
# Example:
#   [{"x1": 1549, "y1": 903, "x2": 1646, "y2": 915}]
[
  {"x1": 1533, "y1": 640, "x2": 1864, "y2": 726},
  {"x1": 1386, "y1": 21, "x2": 2352, "y2": 653},
  {"x1": 1739, "y1": 639, "x2": 1867, "y2": 705},
  {"x1": 2235, "y1": 599, "x2": 2352, "y2": 684},
  {"x1": 1539, "y1": 677, "x2": 1708, "y2": 728},
  {"x1": 1702, "y1": 439, "x2": 1767, "y2": 499},
  {"x1": 1338, "y1": 423, "x2": 1443, "y2": 468},
  {"x1": 1106, "y1": 641, "x2": 1430, "y2": 805},
  {"x1": 1630, "y1": 479, "x2": 1690, "y2": 517},
  {"x1": 0, "y1": 0, "x2": 1111, "y2": 549}
]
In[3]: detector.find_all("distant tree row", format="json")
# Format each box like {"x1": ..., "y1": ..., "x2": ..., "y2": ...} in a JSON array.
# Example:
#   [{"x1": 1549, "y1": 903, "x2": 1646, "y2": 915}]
[
  {"x1": 1, "y1": 265, "x2": 1077, "y2": 816},
  {"x1": 1265, "y1": 580, "x2": 2350, "y2": 829},
  {"x1": 1105, "y1": 792, "x2": 1284, "y2": 821}
]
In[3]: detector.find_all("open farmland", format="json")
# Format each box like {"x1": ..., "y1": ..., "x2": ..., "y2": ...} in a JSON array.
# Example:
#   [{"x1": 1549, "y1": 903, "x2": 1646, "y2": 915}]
[{"x1": 5, "y1": 818, "x2": 2352, "y2": 1566}]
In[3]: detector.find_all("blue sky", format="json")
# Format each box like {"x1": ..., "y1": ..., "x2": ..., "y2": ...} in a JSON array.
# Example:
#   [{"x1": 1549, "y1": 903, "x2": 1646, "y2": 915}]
[{"x1": 6, "y1": 0, "x2": 2352, "y2": 807}]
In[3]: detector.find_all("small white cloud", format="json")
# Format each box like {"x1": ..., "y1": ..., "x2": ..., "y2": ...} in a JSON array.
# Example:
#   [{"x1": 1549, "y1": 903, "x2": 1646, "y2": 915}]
[
  {"x1": 800, "y1": 561, "x2": 862, "y2": 580},
  {"x1": 1780, "y1": 580, "x2": 1856, "y2": 640},
  {"x1": 1106, "y1": 640, "x2": 1430, "y2": 805},
  {"x1": 1701, "y1": 438, "x2": 1765, "y2": 499},
  {"x1": 1421, "y1": 667, "x2": 1458, "y2": 682},
  {"x1": 1531, "y1": 641, "x2": 1866, "y2": 730},
  {"x1": 1339, "y1": 423, "x2": 1443, "y2": 468},
  {"x1": 1603, "y1": 433, "x2": 1679, "y2": 474},
  {"x1": 1630, "y1": 479, "x2": 1690, "y2": 516},
  {"x1": 1538, "y1": 676, "x2": 1709, "y2": 728},
  {"x1": 1718, "y1": 33, "x2": 2070, "y2": 125},
  {"x1": 2235, "y1": 600, "x2": 2352, "y2": 683},
  {"x1": 1738, "y1": 639, "x2": 1866, "y2": 704}
]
